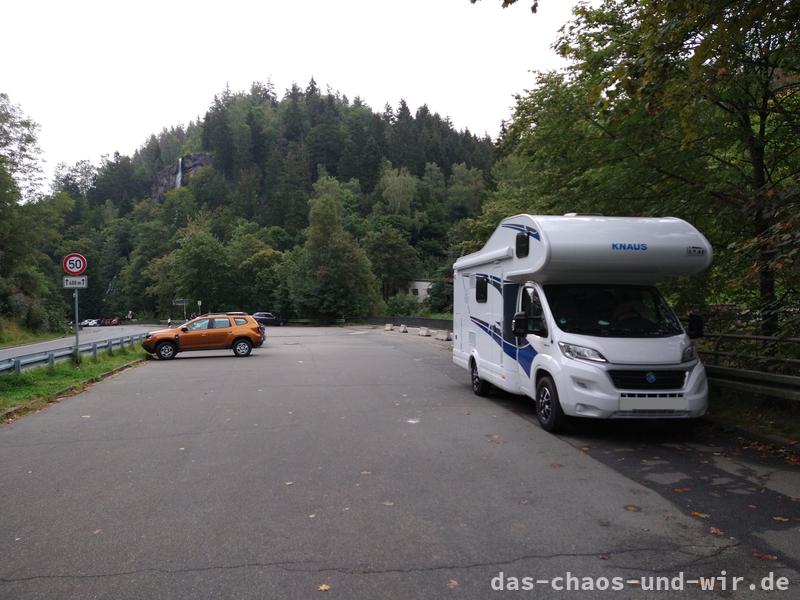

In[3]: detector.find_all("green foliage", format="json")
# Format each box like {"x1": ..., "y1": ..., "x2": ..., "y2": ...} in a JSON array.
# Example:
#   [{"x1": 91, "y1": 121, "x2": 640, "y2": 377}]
[
  {"x1": 288, "y1": 177, "x2": 380, "y2": 320},
  {"x1": 426, "y1": 273, "x2": 454, "y2": 313},
  {"x1": 363, "y1": 226, "x2": 420, "y2": 302},
  {"x1": 0, "y1": 93, "x2": 43, "y2": 199},
  {"x1": 0, "y1": 82, "x2": 495, "y2": 327},
  {"x1": 470, "y1": 0, "x2": 800, "y2": 334},
  {"x1": 385, "y1": 293, "x2": 419, "y2": 317},
  {"x1": 173, "y1": 228, "x2": 231, "y2": 312}
]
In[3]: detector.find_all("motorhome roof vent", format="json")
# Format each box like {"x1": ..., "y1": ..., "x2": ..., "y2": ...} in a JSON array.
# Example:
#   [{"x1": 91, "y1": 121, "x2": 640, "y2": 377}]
[{"x1": 563, "y1": 212, "x2": 604, "y2": 216}]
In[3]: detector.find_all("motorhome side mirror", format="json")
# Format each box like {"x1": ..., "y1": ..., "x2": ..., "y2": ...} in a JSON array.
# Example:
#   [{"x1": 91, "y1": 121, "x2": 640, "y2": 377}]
[
  {"x1": 687, "y1": 313, "x2": 704, "y2": 339},
  {"x1": 512, "y1": 312, "x2": 528, "y2": 337},
  {"x1": 528, "y1": 316, "x2": 548, "y2": 338},
  {"x1": 180, "y1": 326, "x2": 189, "y2": 333}
]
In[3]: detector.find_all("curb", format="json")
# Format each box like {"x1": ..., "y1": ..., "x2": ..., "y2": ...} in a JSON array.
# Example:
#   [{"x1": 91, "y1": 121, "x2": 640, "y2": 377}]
[{"x1": 0, "y1": 358, "x2": 146, "y2": 423}]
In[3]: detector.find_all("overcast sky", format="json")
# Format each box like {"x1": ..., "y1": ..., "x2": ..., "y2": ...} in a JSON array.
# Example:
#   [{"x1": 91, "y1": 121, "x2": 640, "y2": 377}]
[{"x1": 3, "y1": 0, "x2": 577, "y2": 183}]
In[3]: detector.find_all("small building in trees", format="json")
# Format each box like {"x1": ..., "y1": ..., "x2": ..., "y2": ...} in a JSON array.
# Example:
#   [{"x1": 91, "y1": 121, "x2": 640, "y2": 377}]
[{"x1": 406, "y1": 279, "x2": 434, "y2": 304}]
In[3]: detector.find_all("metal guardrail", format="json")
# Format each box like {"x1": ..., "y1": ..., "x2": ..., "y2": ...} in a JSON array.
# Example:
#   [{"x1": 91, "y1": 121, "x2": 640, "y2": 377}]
[
  {"x1": 704, "y1": 365, "x2": 800, "y2": 401},
  {"x1": 0, "y1": 334, "x2": 145, "y2": 376},
  {"x1": 698, "y1": 334, "x2": 800, "y2": 401}
]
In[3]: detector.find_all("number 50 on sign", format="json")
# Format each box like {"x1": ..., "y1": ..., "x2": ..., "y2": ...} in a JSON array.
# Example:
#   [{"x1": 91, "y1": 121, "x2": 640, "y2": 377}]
[{"x1": 63, "y1": 253, "x2": 87, "y2": 275}]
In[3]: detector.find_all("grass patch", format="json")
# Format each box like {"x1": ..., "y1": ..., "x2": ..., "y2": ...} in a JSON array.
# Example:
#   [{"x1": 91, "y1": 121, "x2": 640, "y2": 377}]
[
  {"x1": 0, "y1": 348, "x2": 148, "y2": 416},
  {"x1": 0, "y1": 320, "x2": 68, "y2": 349},
  {"x1": 707, "y1": 386, "x2": 800, "y2": 443}
]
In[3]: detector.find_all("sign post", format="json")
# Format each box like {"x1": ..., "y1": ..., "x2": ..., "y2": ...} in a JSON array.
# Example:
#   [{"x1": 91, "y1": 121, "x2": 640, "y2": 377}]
[
  {"x1": 173, "y1": 298, "x2": 188, "y2": 321},
  {"x1": 63, "y1": 253, "x2": 87, "y2": 361}
]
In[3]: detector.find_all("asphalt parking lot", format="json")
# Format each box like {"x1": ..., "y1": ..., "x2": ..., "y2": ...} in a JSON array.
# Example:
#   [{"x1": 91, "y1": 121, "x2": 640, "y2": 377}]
[{"x1": 1, "y1": 326, "x2": 798, "y2": 599}]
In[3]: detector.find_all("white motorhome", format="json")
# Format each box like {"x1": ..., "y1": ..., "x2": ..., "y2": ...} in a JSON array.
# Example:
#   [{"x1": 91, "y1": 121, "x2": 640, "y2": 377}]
[{"x1": 453, "y1": 214, "x2": 713, "y2": 432}]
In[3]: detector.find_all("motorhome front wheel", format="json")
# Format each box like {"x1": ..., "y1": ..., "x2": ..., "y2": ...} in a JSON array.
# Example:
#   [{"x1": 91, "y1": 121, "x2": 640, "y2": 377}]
[{"x1": 536, "y1": 376, "x2": 566, "y2": 432}]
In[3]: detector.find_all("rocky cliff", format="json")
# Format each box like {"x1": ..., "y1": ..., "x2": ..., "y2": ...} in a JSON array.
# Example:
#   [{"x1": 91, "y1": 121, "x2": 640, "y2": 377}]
[{"x1": 152, "y1": 153, "x2": 213, "y2": 200}]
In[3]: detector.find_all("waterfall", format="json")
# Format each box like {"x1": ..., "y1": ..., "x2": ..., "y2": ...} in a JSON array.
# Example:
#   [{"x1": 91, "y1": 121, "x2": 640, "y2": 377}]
[{"x1": 175, "y1": 157, "x2": 183, "y2": 188}]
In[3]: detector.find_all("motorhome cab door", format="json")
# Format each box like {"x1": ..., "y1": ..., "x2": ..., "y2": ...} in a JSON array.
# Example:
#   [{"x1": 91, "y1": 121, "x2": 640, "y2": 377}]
[{"x1": 516, "y1": 284, "x2": 550, "y2": 396}]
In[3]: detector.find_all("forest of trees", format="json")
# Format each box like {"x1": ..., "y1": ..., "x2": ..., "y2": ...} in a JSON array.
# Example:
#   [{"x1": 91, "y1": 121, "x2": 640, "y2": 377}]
[
  {"x1": 1, "y1": 0, "x2": 797, "y2": 335},
  {"x1": 0, "y1": 81, "x2": 493, "y2": 327}
]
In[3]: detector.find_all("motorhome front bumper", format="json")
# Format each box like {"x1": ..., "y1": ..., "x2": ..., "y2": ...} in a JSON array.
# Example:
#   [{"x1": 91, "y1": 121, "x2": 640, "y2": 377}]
[{"x1": 554, "y1": 360, "x2": 708, "y2": 419}]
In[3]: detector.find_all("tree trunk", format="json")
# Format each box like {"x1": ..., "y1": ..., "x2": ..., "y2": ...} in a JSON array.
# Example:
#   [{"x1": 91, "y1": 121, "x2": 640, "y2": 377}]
[
  {"x1": 744, "y1": 108, "x2": 778, "y2": 337},
  {"x1": 753, "y1": 208, "x2": 778, "y2": 336}
]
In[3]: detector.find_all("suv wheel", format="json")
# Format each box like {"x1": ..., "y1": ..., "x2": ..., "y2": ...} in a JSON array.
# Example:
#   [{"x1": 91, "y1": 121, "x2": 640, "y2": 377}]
[
  {"x1": 156, "y1": 341, "x2": 176, "y2": 360},
  {"x1": 233, "y1": 338, "x2": 252, "y2": 357}
]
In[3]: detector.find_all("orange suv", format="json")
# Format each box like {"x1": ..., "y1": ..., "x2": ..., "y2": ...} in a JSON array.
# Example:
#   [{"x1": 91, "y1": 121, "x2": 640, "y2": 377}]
[{"x1": 142, "y1": 313, "x2": 265, "y2": 360}]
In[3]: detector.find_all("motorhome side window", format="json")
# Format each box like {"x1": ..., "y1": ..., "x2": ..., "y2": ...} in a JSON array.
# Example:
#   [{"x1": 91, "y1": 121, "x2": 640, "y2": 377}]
[
  {"x1": 521, "y1": 287, "x2": 546, "y2": 336},
  {"x1": 515, "y1": 232, "x2": 529, "y2": 258},
  {"x1": 476, "y1": 276, "x2": 488, "y2": 303}
]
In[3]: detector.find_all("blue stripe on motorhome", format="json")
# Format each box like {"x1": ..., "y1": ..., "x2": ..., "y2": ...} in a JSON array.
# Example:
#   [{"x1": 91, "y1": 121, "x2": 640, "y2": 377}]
[
  {"x1": 476, "y1": 273, "x2": 502, "y2": 294},
  {"x1": 469, "y1": 285, "x2": 536, "y2": 378},
  {"x1": 517, "y1": 344, "x2": 535, "y2": 377},
  {"x1": 470, "y1": 316, "x2": 503, "y2": 346},
  {"x1": 501, "y1": 223, "x2": 541, "y2": 240}
]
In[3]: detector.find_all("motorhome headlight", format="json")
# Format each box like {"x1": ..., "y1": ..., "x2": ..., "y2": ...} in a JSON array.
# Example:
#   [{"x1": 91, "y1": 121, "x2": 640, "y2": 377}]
[
  {"x1": 681, "y1": 344, "x2": 697, "y2": 362},
  {"x1": 558, "y1": 342, "x2": 607, "y2": 363}
]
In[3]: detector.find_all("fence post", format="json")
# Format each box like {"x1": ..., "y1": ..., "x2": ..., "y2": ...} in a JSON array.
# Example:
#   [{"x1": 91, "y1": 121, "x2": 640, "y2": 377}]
[
  {"x1": 92, "y1": 343, "x2": 97, "y2": 359},
  {"x1": 48, "y1": 352, "x2": 55, "y2": 368},
  {"x1": 13, "y1": 359, "x2": 21, "y2": 375}
]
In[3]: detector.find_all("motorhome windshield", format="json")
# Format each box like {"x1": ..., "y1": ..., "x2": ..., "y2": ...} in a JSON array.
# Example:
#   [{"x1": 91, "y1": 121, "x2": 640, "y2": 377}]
[{"x1": 543, "y1": 284, "x2": 683, "y2": 338}]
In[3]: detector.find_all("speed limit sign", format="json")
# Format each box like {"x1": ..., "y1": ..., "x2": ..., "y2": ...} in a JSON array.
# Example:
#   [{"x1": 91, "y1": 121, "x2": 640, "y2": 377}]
[{"x1": 63, "y1": 253, "x2": 87, "y2": 276}]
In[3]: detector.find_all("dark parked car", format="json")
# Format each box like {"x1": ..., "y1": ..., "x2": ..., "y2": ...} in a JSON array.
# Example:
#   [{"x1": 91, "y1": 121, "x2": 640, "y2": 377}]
[{"x1": 252, "y1": 312, "x2": 287, "y2": 326}]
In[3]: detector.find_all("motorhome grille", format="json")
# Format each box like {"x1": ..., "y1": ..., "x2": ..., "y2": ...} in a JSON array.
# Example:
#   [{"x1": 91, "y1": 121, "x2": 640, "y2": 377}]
[
  {"x1": 608, "y1": 370, "x2": 687, "y2": 390},
  {"x1": 620, "y1": 392, "x2": 685, "y2": 398},
  {"x1": 614, "y1": 410, "x2": 690, "y2": 417}
]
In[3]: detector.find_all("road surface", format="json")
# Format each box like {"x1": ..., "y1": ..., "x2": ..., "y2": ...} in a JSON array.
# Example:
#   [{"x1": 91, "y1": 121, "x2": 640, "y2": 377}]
[{"x1": 1, "y1": 326, "x2": 798, "y2": 599}]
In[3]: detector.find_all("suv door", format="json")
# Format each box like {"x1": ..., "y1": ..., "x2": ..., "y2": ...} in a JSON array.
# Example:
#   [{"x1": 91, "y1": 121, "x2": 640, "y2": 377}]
[
  {"x1": 207, "y1": 317, "x2": 233, "y2": 348},
  {"x1": 180, "y1": 318, "x2": 211, "y2": 349}
]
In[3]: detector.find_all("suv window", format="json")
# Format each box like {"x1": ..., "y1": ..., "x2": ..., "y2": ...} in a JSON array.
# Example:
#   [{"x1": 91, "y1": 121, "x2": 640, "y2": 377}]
[
  {"x1": 212, "y1": 317, "x2": 231, "y2": 328},
  {"x1": 234, "y1": 317, "x2": 248, "y2": 326},
  {"x1": 186, "y1": 319, "x2": 210, "y2": 331}
]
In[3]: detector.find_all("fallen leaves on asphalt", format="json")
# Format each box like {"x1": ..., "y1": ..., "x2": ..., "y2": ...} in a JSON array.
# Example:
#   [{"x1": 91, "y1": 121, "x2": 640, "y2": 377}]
[
  {"x1": 672, "y1": 487, "x2": 691, "y2": 493},
  {"x1": 318, "y1": 583, "x2": 331, "y2": 591},
  {"x1": 447, "y1": 579, "x2": 459, "y2": 589},
  {"x1": 691, "y1": 511, "x2": 710, "y2": 519},
  {"x1": 709, "y1": 527, "x2": 723, "y2": 536},
  {"x1": 752, "y1": 551, "x2": 778, "y2": 561},
  {"x1": 382, "y1": 501, "x2": 395, "y2": 507},
  {"x1": 624, "y1": 505, "x2": 641, "y2": 512}
]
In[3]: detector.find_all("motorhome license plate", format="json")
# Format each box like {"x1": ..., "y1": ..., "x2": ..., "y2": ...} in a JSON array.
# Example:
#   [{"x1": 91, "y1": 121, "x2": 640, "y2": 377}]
[{"x1": 619, "y1": 396, "x2": 690, "y2": 411}]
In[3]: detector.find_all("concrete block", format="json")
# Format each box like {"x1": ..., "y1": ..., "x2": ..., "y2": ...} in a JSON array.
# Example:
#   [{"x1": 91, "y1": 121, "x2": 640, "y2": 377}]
[
  {"x1": 399, "y1": 324, "x2": 408, "y2": 333},
  {"x1": 418, "y1": 327, "x2": 431, "y2": 337},
  {"x1": 384, "y1": 324, "x2": 394, "y2": 331},
  {"x1": 435, "y1": 331, "x2": 452, "y2": 341}
]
